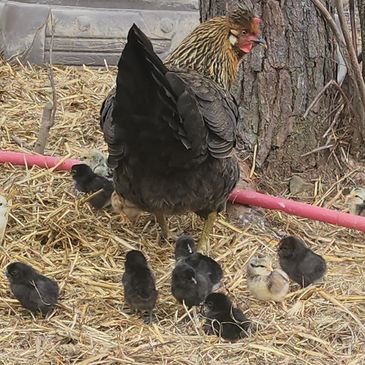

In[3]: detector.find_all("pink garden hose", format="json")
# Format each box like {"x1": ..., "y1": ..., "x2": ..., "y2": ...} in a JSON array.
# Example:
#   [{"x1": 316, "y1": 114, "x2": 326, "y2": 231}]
[
  {"x1": 0, "y1": 150, "x2": 80, "y2": 171},
  {"x1": 1, "y1": 150, "x2": 365, "y2": 233}
]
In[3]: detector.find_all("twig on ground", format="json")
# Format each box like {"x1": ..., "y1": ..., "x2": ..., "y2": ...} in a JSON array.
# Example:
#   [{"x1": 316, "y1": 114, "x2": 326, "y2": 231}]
[{"x1": 11, "y1": 134, "x2": 32, "y2": 150}]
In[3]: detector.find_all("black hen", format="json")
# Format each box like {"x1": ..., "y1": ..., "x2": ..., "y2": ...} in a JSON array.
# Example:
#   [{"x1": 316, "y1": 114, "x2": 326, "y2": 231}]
[
  {"x1": 100, "y1": 24, "x2": 239, "y2": 251},
  {"x1": 122, "y1": 250, "x2": 158, "y2": 321},
  {"x1": 278, "y1": 236, "x2": 327, "y2": 288},
  {"x1": 5, "y1": 262, "x2": 59, "y2": 317}
]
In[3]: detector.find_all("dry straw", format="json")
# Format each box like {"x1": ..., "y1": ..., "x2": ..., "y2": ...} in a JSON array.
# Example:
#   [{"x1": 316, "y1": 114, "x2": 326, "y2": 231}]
[{"x1": 0, "y1": 60, "x2": 364, "y2": 364}]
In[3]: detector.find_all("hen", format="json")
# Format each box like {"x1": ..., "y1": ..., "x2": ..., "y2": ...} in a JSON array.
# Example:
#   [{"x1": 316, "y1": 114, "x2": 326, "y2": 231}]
[{"x1": 100, "y1": 5, "x2": 264, "y2": 250}]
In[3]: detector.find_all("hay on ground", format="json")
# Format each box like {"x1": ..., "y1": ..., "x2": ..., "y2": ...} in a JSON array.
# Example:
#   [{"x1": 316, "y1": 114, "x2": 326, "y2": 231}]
[{"x1": 0, "y1": 60, "x2": 364, "y2": 365}]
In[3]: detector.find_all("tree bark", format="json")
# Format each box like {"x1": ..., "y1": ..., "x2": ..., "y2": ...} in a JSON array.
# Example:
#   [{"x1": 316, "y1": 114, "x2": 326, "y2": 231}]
[
  {"x1": 200, "y1": 0, "x2": 336, "y2": 182},
  {"x1": 359, "y1": 0, "x2": 365, "y2": 79},
  {"x1": 199, "y1": 0, "x2": 227, "y2": 22}
]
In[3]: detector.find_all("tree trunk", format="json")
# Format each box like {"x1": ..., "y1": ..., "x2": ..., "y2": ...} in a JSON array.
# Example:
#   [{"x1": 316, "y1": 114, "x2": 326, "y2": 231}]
[
  {"x1": 199, "y1": 0, "x2": 227, "y2": 22},
  {"x1": 359, "y1": 0, "x2": 365, "y2": 79},
  {"x1": 200, "y1": 0, "x2": 336, "y2": 184}
]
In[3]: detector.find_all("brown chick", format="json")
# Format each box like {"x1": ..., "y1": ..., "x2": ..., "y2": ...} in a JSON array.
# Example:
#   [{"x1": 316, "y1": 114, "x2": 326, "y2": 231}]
[{"x1": 246, "y1": 255, "x2": 289, "y2": 302}]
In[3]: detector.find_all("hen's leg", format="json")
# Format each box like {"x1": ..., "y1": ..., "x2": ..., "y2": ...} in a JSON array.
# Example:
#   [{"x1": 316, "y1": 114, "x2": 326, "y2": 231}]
[
  {"x1": 197, "y1": 211, "x2": 217, "y2": 252},
  {"x1": 155, "y1": 212, "x2": 170, "y2": 238}
]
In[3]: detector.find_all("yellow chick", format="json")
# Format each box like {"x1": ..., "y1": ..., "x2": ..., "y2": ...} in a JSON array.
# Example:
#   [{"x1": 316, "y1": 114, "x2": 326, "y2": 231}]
[
  {"x1": 346, "y1": 188, "x2": 365, "y2": 216},
  {"x1": 0, "y1": 195, "x2": 11, "y2": 245},
  {"x1": 246, "y1": 255, "x2": 289, "y2": 302}
]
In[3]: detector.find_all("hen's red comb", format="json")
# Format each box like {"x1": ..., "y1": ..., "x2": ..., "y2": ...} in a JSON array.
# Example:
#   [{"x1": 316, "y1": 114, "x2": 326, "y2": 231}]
[{"x1": 251, "y1": 17, "x2": 261, "y2": 34}]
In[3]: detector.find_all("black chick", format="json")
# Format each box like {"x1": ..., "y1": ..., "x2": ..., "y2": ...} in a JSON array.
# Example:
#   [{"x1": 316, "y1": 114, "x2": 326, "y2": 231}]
[
  {"x1": 175, "y1": 235, "x2": 223, "y2": 290},
  {"x1": 70, "y1": 164, "x2": 114, "y2": 209},
  {"x1": 175, "y1": 234, "x2": 198, "y2": 260},
  {"x1": 122, "y1": 250, "x2": 158, "y2": 322},
  {"x1": 203, "y1": 293, "x2": 250, "y2": 341},
  {"x1": 5, "y1": 262, "x2": 59, "y2": 317},
  {"x1": 278, "y1": 236, "x2": 327, "y2": 288},
  {"x1": 171, "y1": 262, "x2": 210, "y2": 307}
]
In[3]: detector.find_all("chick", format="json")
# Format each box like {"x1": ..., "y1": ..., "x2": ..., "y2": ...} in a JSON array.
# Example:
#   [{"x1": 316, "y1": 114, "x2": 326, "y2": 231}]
[
  {"x1": 111, "y1": 191, "x2": 142, "y2": 222},
  {"x1": 80, "y1": 149, "x2": 112, "y2": 178},
  {"x1": 203, "y1": 293, "x2": 251, "y2": 342},
  {"x1": 0, "y1": 195, "x2": 10, "y2": 245},
  {"x1": 346, "y1": 188, "x2": 365, "y2": 216},
  {"x1": 71, "y1": 164, "x2": 113, "y2": 209},
  {"x1": 175, "y1": 235, "x2": 223, "y2": 290},
  {"x1": 5, "y1": 262, "x2": 59, "y2": 317},
  {"x1": 122, "y1": 250, "x2": 158, "y2": 322},
  {"x1": 175, "y1": 234, "x2": 197, "y2": 260},
  {"x1": 171, "y1": 262, "x2": 210, "y2": 307},
  {"x1": 278, "y1": 236, "x2": 327, "y2": 288},
  {"x1": 246, "y1": 255, "x2": 289, "y2": 302}
]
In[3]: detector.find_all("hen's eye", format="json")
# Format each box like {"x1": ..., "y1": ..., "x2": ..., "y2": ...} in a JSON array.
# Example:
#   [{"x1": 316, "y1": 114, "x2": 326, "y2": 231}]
[{"x1": 241, "y1": 30, "x2": 247, "y2": 35}]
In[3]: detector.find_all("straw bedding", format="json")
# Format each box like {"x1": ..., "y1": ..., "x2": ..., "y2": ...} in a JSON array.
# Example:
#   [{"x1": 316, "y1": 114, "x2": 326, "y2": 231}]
[{"x1": 0, "y1": 60, "x2": 364, "y2": 365}]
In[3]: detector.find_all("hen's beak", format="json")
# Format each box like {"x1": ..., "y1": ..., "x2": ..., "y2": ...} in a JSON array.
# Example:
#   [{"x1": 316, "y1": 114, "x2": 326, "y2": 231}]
[{"x1": 254, "y1": 37, "x2": 267, "y2": 49}]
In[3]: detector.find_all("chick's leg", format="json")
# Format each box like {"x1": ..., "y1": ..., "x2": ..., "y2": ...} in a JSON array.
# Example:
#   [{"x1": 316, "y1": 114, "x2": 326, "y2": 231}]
[
  {"x1": 155, "y1": 212, "x2": 170, "y2": 239},
  {"x1": 197, "y1": 211, "x2": 217, "y2": 253}
]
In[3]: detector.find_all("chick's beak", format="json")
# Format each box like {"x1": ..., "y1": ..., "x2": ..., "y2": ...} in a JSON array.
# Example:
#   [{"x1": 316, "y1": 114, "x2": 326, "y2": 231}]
[{"x1": 254, "y1": 37, "x2": 267, "y2": 49}]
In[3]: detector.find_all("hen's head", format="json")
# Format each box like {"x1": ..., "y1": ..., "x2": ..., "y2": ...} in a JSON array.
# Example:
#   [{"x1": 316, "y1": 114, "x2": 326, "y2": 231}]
[
  {"x1": 165, "y1": 3, "x2": 265, "y2": 89},
  {"x1": 227, "y1": 4, "x2": 266, "y2": 55}
]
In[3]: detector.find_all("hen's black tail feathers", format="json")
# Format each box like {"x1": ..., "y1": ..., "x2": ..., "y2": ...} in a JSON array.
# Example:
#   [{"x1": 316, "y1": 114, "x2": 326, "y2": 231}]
[
  {"x1": 108, "y1": 24, "x2": 195, "y2": 169},
  {"x1": 104, "y1": 24, "x2": 237, "y2": 171},
  {"x1": 121, "y1": 24, "x2": 175, "y2": 101}
]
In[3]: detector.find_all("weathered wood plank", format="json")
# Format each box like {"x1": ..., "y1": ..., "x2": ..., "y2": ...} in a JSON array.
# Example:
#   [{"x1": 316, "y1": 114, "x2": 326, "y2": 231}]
[{"x1": 44, "y1": 37, "x2": 170, "y2": 54}]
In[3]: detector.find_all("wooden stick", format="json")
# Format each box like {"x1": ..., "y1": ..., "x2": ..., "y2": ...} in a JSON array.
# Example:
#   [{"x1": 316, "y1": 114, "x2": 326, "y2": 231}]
[
  {"x1": 335, "y1": 0, "x2": 365, "y2": 109},
  {"x1": 349, "y1": 0, "x2": 357, "y2": 53},
  {"x1": 34, "y1": 13, "x2": 57, "y2": 154},
  {"x1": 303, "y1": 80, "x2": 354, "y2": 118},
  {"x1": 11, "y1": 134, "x2": 32, "y2": 150}
]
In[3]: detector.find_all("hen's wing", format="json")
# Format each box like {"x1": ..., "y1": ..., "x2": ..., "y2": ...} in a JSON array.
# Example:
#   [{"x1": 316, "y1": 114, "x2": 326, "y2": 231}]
[{"x1": 100, "y1": 24, "x2": 238, "y2": 171}]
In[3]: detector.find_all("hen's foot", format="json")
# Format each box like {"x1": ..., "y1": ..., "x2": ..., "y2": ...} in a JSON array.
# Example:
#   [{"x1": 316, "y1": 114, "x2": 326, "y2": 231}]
[{"x1": 197, "y1": 211, "x2": 217, "y2": 253}]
